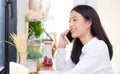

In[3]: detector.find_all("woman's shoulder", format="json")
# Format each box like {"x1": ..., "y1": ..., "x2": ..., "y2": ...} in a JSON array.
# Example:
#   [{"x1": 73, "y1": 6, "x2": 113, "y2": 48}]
[
  {"x1": 82, "y1": 37, "x2": 108, "y2": 53},
  {"x1": 93, "y1": 37, "x2": 108, "y2": 49}
]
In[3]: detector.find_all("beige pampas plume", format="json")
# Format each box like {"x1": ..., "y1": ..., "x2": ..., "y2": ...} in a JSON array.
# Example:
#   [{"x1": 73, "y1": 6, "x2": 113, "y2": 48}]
[
  {"x1": 10, "y1": 32, "x2": 28, "y2": 52},
  {"x1": 6, "y1": 32, "x2": 28, "y2": 67}
]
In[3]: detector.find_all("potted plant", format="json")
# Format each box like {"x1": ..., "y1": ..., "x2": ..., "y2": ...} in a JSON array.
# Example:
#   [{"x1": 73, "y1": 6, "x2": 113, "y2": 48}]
[
  {"x1": 25, "y1": 10, "x2": 46, "y2": 72},
  {"x1": 25, "y1": 10, "x2": 45, "y2": 38},
  {"x1": 27, "y1": 47, "x2": 43, "y2": 73}
]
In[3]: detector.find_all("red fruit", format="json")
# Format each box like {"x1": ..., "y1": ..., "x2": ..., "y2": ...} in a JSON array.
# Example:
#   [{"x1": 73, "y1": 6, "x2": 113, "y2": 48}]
[{"x1": 42, "y1": 56, "x2": 53, "y2": 66}]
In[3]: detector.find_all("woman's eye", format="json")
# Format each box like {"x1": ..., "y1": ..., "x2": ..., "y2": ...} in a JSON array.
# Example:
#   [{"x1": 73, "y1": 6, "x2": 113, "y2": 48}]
[
  {"x1": 73, "y1": 19, "x2": 77, "y2": 21},
  {"x1": 69, "y1": 19, "x2": 77, "y2": 22}
]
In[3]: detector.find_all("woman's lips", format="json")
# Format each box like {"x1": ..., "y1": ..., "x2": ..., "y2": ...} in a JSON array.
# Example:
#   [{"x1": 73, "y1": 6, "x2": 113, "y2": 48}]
[{"x1": 70, "y1": 29, "x2": 74, "y2": 33}]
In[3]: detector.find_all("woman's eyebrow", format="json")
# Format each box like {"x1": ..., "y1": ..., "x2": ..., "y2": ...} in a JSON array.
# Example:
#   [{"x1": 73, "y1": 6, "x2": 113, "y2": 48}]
[{"x1": 69, "y1": 16, "x2": 78, "y2": 20}]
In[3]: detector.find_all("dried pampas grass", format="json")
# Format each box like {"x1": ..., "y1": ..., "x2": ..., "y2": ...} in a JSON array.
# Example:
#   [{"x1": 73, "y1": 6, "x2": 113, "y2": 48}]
[
  {"x1": 8, "y1": 32, "x2": 28, "y2": 67},
  {"x1": 10, "y1": 32, "x2": 28, "y2": 53}
]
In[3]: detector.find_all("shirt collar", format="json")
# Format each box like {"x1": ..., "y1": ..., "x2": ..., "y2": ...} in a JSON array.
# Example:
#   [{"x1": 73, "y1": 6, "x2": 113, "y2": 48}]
[{"x1": 81, "y1": 37, "x2": 98, "y2": 53}]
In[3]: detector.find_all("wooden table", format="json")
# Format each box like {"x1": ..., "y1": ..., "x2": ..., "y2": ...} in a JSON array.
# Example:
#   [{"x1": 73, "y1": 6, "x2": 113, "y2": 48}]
[
  {"x1": 29, "y1": 64, "x2": 53, "y2": 74},
  {"x1": 41, "y1": 64, "x2": 53, "y2": 70}
]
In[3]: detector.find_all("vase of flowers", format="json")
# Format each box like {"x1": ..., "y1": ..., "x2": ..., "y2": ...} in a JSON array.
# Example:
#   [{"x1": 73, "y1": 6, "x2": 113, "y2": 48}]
[
  {"x1": 25, "y1": 10, "x2": 45, "y2": 50},
  {"x1": 25, "y1": 10, "x2": 47, "y2": 71},
  {"x1": 25, "y1": 10, "x2": 45, "y2": 53},
  {"x1": 25, "y1": 10, "x2": 45, "y2": 38}
]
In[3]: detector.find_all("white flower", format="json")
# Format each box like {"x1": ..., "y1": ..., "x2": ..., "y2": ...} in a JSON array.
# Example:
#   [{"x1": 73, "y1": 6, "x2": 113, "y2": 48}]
[{"x1": 25, "y1": 10, "x2": 45, "y2": 22}]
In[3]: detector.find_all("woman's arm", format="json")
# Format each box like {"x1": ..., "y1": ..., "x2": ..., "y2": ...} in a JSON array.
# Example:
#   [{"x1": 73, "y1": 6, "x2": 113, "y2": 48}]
[
  {"x1": 55, "y1": 30, "x2": 75, "y2": 70},
  {"x1": 55, "y1": 40, "x2": 114, "y2": 74},
  {"x1": 40, "y1": 42, "x2": 114, "y2": 74},
  {"x1": 63, "y1": 41, "x2": 114, "y2": 74},
  {"x1": 55, "y1": 48, "x2": 75, "y2": 71}
]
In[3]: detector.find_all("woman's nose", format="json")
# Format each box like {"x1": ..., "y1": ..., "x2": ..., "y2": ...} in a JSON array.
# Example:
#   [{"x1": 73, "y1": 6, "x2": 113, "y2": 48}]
[{"x1": 69, "y1": 22, "x2": 73, "y2": 28}]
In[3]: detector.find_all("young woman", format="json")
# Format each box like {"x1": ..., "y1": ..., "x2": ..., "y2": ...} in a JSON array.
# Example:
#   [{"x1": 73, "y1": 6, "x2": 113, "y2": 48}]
[{"x1": 55, "y1": 5, "x2": 114, "y2": 74}]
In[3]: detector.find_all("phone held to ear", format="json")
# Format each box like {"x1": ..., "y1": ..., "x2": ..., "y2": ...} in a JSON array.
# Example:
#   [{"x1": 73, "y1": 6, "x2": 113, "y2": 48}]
[{"x1": 65, "y1": 31, "x2": 73, "y2": 43}]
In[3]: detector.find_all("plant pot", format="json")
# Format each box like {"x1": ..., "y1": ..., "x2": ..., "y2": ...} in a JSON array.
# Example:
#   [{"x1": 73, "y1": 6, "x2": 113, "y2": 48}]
[{"x1": 27, "y1": 59, "x2": 37, "y2": 73}]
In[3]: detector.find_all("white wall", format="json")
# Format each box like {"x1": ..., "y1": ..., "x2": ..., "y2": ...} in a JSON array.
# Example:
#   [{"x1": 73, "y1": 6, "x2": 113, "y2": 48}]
[
  {"x1": 44, "y1": 0, "x2": 73, "y2": 34},
  {"x1": 73, "y1": 0, "x2": 97, "y2": 10},
  {"x1": 97, "y1": 0, "x2": 120, "y2": 74},
  {"x1": 17, "y1": 0, "x2": 28, "y2": 34}
]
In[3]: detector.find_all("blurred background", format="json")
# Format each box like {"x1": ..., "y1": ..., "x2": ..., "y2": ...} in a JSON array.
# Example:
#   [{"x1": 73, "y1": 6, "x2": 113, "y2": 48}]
[{"x1": 0, "y1": 0, "x2": 120, "y2": 74}]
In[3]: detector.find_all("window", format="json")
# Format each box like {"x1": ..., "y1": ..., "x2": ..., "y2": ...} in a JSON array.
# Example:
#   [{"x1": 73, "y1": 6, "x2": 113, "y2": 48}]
[
  {"x1": 0, "y1": 0, "x2": 17, "y2": 73},
  {"x1": 0, "y1": 0, "x2": 5, "y2": 71}
]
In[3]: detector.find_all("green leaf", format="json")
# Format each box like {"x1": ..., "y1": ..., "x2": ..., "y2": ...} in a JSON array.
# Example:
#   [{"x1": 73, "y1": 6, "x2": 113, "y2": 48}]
[
  {"x1": 28, "y1": 21, "x2": 44, "y2": 38},
  {"x1": 27, "y1": 47, "x2": 43, "y2": 60}
]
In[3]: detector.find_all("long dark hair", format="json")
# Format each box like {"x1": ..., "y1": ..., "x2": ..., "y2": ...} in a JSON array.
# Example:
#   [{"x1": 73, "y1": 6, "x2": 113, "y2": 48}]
[{"x1": 70, "y1": 5, "x2": 113, "y2": 64}]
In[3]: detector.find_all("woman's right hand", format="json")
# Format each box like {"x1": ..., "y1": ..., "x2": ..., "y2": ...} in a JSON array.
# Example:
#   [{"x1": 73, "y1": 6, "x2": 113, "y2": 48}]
[{"x1": 58, "y1": 30, "x2": 69, "y2": 48}]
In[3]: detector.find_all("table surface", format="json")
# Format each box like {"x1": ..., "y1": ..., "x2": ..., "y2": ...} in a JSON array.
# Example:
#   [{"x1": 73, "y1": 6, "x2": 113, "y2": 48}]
[{"x1": 29, "y1": 64, "x2": 54, "y2": 74}]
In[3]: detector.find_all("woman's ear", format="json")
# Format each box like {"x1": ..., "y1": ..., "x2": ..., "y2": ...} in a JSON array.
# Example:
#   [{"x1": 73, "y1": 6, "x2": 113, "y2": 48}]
[{"x1": 86, "y1": 19, "x2": 92, "y2": 28}]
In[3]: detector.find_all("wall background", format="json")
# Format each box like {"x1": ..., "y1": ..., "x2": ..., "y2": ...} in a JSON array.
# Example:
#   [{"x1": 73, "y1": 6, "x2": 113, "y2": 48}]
[
  {"x1": 17, "y1": 0, "x2": 28, "y2": 34},
  {"x1": 98, "y1": 0, "x2": 120, "y2": 74}
]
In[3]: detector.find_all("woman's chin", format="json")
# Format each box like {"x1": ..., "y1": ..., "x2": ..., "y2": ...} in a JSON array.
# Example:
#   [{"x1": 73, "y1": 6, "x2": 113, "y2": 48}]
[{"x1": 72, "y1": 35, "x2": 76, "y2": 38}]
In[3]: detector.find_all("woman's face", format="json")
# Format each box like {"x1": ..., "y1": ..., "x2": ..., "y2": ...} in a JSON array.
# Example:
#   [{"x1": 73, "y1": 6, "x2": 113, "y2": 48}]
[{"x1": 69, "y1": 10, "x2": 91, "y2": 38}]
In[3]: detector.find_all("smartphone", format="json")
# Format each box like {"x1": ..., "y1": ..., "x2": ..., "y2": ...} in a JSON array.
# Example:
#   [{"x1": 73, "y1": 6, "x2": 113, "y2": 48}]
[{"x1": 65, "y1": 31, "x2": 73, "y2": 43}]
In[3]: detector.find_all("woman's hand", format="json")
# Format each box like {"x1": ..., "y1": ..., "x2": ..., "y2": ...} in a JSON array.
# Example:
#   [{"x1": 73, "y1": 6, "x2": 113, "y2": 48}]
[{"x1": 58, "y1": 30, "x2": 69, "y2": 48}]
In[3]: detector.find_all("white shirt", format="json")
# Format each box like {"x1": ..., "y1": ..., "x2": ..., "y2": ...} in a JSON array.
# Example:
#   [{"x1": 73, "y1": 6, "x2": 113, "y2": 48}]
[
  {"x1": 54, "y1": 37, "x2": 114, "y2": 74},
  {"x1": 40, "y1": 37, "x2": 114, "y2": 74}
]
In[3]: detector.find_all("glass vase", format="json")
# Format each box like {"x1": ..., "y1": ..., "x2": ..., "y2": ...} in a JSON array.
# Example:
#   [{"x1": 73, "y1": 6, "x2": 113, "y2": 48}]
[{"x1": 27, "y1": 35, "x2": 42, "y2": 71}]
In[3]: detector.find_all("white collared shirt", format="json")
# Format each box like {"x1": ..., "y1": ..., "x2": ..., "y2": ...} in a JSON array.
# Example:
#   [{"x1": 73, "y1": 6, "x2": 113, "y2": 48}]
[{"x1": 55, "y1": 37, "x2": 114, "y2": 74}]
